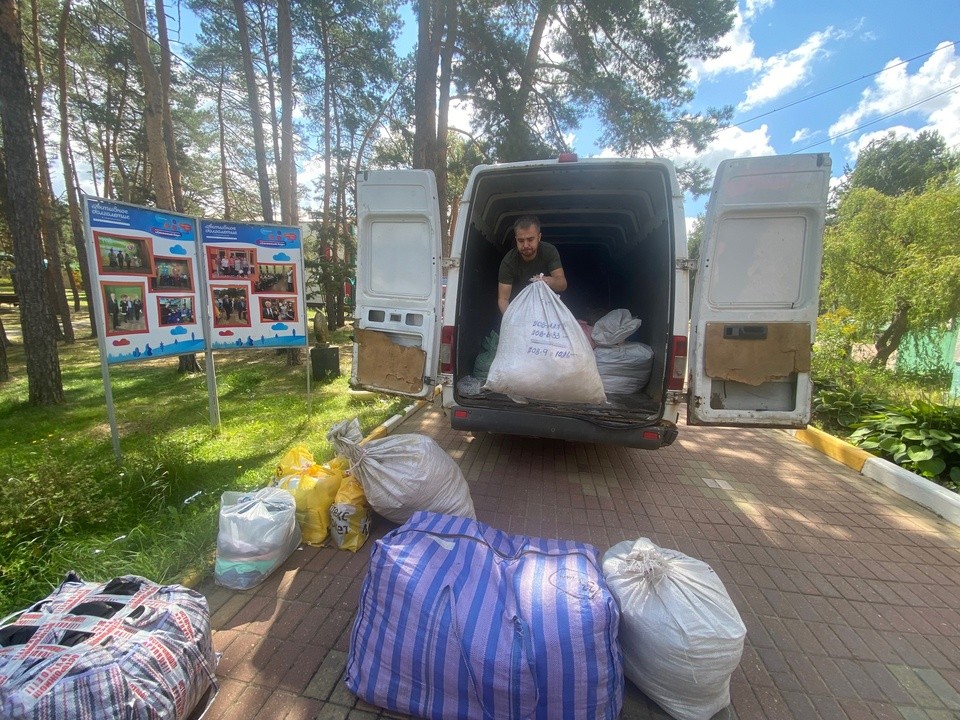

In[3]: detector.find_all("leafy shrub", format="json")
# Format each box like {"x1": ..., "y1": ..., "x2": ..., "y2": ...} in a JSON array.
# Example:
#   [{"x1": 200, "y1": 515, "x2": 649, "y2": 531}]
[
  {"x1": 812, "y1": 383, "x2": 885, "y2": 432},
  {"x1": 847, "y1": 399, "x2": 960, "y2": 491}
]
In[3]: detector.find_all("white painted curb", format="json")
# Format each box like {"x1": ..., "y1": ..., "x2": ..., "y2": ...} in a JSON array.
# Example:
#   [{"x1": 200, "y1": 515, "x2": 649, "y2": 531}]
[{"x1": 862, "y1": 456, "x2": 960, "y2": 527}]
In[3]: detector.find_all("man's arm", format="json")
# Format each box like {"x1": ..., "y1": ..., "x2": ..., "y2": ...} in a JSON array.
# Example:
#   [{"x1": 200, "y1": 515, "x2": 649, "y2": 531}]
[
  {"x1": 498, "y1": 282, "x2": 512, "y2": 314},
  {"x1": 542, "y1": 267, "x2": 567, "y2": 293}
]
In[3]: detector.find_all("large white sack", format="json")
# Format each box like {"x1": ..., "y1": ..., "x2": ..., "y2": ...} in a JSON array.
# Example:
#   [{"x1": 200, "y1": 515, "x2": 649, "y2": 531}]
[
  {"x1": 592, "y1": 309, "x2": 641, "y2": 346},
  {"x1": 594, "y1": 342, "x2": 654, "y2": 394},
  {"x1": 484, "y1": 280, "x2": 606, "y2": 404},
  {"x1": 602, "y1": 538, "x2": 746, "y2": 720},
  {"x1": 328, "y1": 418, "x2": 475, "y2": 524}
]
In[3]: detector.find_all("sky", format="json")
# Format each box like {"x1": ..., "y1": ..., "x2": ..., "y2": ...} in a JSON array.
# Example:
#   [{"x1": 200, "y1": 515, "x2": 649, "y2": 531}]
[
  {"x1": 578, "y1": 0, "x2": 960, "y2": 223},
  {"x1": 172, "y1": 0, "x2": 960, "y2": 228}
]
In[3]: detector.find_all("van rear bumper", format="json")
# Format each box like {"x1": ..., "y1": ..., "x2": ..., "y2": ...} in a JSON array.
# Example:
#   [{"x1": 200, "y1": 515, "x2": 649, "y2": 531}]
[{"x1": 450, "y1": 405, "x2": 677, "y2": 449}]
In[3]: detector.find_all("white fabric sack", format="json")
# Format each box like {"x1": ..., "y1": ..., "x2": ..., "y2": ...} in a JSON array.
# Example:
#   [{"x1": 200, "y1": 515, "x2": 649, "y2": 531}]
[
  {"x1": 328, "y1": 418, "x2": 475, "y2": 524},
  {"x1": 484, "y1": 280, "x2": 606, "y2": 404},
  {"x1": 594, "y1": 342, "x2": 654, "y2": 394},
  {"x1": 592, "y1": 309, "x2": 641, "y2": 346},
  {"x1": 602, "y1": 538, "x2": 746, "y2": 720}
]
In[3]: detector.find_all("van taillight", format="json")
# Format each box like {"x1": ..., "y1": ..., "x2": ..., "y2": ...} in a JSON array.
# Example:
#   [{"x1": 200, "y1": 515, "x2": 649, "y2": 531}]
[
  {"x1": 440, "y1": 325, "x2": 455, "y2": 373},
  {"x1": 558, "y1": 152, "x2": 578, "y2": 163},
  {"x1": 667, "y1": 335, "x2": 687, "y2": 390}
]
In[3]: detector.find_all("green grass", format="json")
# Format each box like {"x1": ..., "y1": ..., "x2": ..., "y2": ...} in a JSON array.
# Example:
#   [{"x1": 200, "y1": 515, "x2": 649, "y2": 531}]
[{"x1": 0, "y1": 309, "x2": 407, "y2": 616}]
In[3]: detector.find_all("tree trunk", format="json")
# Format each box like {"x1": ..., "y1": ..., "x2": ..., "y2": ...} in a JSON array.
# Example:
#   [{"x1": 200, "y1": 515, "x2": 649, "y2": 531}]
[
  {"x1": 435, "y1": 0, "x2": 457, "y2": 252},
  {"x1": 412, "y1": 0, "x2": 441, "y2": 172},
  {"x1": 154, "y1": 0, "x2": 184, "y2": 212},
  {"x1": 178, "y1": 354, "x2": 202, "y2": 373},
  {"x1": 874, "y1": 300, "x2": 911, "y2": 368},
  {"x1": 233, "y1": 0, "x2": 274, "y2": 221},
  {"x1": 0, "y1": 0, "x2": 64, "y2": 404},
  {"x1": 121, "y1": 0, "x2": 176, "y2": 209},
  {"x1": 0, "y1": 315, "x2": 8, "y2": 380},
  {"x1": 277, "y1": 0, "x2": 300, "y2": 366},
  {"x1": 256, "y1": 0, "x2": 285, "y2": 219},
  {"x1": 28, "y1": 0, "x2": 74, "y2": 343},
  {"x1": 501, "y1": 3, "x2": 550, "y2": 160},
  {"x1": 216, "y1": 65, "x2": 231, "y2": 219}
]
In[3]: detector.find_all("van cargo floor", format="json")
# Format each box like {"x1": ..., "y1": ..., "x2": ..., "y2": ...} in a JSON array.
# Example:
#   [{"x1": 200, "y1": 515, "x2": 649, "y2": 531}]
[{"x1": 457, "y1": 390, "x2": 660, "y2": 423}]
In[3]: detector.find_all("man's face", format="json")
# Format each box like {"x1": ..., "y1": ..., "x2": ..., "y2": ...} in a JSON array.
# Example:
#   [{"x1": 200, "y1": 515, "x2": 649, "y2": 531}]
[{"x1": 515, "y1": 224, "x2": 541, "y2": 260}]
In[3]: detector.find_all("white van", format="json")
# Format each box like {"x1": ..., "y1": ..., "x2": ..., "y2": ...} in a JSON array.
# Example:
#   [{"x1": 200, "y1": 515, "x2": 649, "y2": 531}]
[{"x1": 350, "y1": 153, "x2": 831, "y2": 449}]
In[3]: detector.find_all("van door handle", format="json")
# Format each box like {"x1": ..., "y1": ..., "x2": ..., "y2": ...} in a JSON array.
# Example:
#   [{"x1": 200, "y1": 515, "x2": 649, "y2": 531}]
[{"x1": 723, "y1": 324, "x2": 767, "y2": 340}]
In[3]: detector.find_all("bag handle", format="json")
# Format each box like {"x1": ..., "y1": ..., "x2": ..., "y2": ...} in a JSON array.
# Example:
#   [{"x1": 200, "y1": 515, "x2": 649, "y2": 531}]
[{"x1": 441, "y1": 585, "x2": 539, "y2": 720}]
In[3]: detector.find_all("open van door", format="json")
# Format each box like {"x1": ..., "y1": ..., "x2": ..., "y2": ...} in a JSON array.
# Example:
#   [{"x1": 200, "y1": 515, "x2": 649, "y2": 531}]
[
  {"x1": 350, "y1": 170, "x2": 443, "y2": 398},
  {"x1": 688, "y1": 153, "x2": 831, "y2": 427}
]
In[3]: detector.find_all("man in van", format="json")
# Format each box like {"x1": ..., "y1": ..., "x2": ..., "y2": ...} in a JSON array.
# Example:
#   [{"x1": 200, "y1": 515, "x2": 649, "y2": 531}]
[{"x1": 497, "y1": 215, "x2": 567, "y2": 314}]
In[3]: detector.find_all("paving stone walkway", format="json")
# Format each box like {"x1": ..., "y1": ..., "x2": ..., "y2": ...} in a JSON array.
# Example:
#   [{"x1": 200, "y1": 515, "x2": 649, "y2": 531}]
[{"x1": 198, "y1": 404, "x2": 960, "y2": 720}]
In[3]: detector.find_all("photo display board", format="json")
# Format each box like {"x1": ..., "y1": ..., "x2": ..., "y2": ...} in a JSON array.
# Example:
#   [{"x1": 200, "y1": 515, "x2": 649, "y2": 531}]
[
  {"x1": 199, "y1": 219, "x2": 308, "y2": 350},
  {"x1": 85, "y1": 198, "x2": 205, "y2": 364}
]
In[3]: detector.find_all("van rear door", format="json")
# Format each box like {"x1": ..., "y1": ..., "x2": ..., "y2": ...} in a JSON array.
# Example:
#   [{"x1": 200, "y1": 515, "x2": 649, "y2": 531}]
[
  {"x1": 351, "y1": 170, "x2": 442, "y2": 398},
  {"x1": 688, "y1": 153, "x2": 831, "y2": 427}
]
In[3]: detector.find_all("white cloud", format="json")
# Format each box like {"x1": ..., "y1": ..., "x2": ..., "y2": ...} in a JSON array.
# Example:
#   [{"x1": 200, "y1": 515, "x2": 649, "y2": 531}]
[
  {"x1": 739, "y1": 28, "x2": 842, "y2": 111},
  {"x1": 791, "y1": 128, "x2": 812, "y2": 144},
  {"x1": 743, "y1": 0, "x2": 774, "y2": 20},
  {"x1": 829, "y1": 41, "x2": 960, "y2": 148},
  {"x1": 692, "y1": 9, "x2": 762, "y2": 81},
  {"x1": 663, "y1": 124, "x2": 776, "y2": 175}
]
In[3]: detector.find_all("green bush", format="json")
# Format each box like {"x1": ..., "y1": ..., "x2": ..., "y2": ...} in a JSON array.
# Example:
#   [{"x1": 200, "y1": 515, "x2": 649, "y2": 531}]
[{"x1": 847, "y1": 399, "x2": 960, "y2": 491}]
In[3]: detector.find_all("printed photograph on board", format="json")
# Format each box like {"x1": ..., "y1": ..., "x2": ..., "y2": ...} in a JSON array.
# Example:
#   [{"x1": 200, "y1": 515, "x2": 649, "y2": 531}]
[
  {"x1": 94, "y1": 232, "x2": 155, "y2": 276},
  {"x1": 157, "y1": 296, "x2": 196, "y2": 326},
  {"x1": 254, "y1": 263, "x2": 296, "y2": 293},
  {"x1": 150, "y1": 256, "x2": 195, "y2": 292},
  {"x1": 101, "y1": 281, "x2": 148, "y2": 335},
  {"x1": 259, "y1": 296, "x2": 298, "y2": 322},
  {"x1": 211, "y1": 286, "x2": 251, "y2": 327},
  {"x1": 207, "y1": 247, "x2": 257, "y2": 279}
]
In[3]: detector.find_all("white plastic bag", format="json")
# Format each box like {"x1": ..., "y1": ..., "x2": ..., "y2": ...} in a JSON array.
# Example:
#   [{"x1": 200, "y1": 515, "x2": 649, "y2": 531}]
[
  {"x1": 215, "y1": 487, "x2": 301, "y2": 590},
  {"x1": 592, "y1": 309, "x2": 641, "y2": 346},
  {"x1": 328, "y1": 418, "x2": 476, "y2": 524},
  {"x1": 484, "y1": 280, "x2": 606, "y2": 404},
  {"x1": 602, "y1": 538, "x2": 746, "y2": 720},
  {"x1": 594, "y1": 342, "x2": 654, "y2": 394}
]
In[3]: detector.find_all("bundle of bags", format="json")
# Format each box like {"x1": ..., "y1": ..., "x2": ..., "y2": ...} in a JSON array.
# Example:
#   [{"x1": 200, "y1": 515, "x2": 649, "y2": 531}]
[
  {"x1": 484, "y1": 280, "x2": 606, "y2": 404},
  {"x1": 590, "y1": 309, "x2": 654, "y2": 395},
  {"x1": 346, "y1": 520, "x2": 746, "y2": 720},
  {"x1": 215, "y1": 417, "x2": 477, "y2": 590},
  {"x1": 0, "y1": 573, "x2": 217, "y2": 720},
  {"x1": 347, "y1": 511, "x2": 623, "y2": 720}
]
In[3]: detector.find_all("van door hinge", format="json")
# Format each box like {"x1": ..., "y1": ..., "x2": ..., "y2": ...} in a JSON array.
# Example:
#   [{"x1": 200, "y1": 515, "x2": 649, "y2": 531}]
[
  {"x1": 667, "y1": 389, "x2": 689, "y2": 405},
  {"x1": 676, "y1": 258, "x2": 697, "y2": 272},
  {"x1": 442, "y1": 257, "x2": 460, "y2": 270}
]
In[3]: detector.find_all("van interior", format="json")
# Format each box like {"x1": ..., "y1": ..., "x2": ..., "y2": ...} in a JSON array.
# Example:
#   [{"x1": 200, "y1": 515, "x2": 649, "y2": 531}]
[{"x1": 452, "y1": 160, "x2": 679, "y2": 423}]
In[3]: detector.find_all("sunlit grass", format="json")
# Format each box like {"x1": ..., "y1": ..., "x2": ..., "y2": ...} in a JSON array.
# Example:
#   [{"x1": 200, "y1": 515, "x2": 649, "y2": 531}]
[{"x1": 0, "y1": 313, "x2": 406, "y2": 615}]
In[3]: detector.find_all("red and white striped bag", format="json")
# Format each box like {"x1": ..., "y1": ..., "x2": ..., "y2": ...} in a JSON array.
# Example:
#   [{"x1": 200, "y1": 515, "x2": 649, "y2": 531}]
[{"x1": 0, "y1": 573, "x2": 217, "y2": 720}]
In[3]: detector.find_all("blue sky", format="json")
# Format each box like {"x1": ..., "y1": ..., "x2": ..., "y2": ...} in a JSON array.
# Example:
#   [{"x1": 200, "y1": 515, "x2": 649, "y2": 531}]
[{"x1": 581, "y1": 0, "x2": 960, "y2": 221}]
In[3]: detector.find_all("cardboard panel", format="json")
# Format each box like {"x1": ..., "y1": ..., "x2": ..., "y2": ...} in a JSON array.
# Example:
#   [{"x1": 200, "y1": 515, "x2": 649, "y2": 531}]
[
  {"x1": 705, "y1": 322, "x2": 811, "y2": 386},
  {"x1": 355, "y1": 328, "x2": 426, "y2": 393}
]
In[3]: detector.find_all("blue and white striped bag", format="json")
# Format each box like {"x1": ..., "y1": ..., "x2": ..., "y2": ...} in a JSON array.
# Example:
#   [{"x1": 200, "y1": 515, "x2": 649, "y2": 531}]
[{"x1": 346, "y1": 511, "x2": 623, "y2": 720}]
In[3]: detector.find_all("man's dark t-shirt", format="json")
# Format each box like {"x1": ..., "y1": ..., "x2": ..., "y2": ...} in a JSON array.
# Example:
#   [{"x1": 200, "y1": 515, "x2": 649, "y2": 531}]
[{"x1": 498, "y1": 242, "x2": 563, "y2": 301}]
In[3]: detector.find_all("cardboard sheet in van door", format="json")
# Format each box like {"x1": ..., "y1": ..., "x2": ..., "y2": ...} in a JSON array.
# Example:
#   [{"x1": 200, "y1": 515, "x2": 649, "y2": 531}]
[{"x1": 484, "y1": 281, "x2": 607, "y2": 404}]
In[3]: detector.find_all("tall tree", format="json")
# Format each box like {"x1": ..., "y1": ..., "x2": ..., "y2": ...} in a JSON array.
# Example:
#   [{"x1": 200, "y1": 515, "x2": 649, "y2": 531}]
[
  {"x1": 233, "y1": 0, "x2": 274, "y2": 221},
  {"x1": 121, "y1": 0, "x2": 176, "y2": 208},
  {"x1": 822, "y1": 184, "x2": 960, "y2": 367},
  {"x1": 0, "y1": 0, "x2": 64, "y2": 404},
  {"x1": 408, "y1": 0, "x2": 736, "y2": 225},
  {"x1": 25, "y1": 0, "x2": 74, "y2": 342},
  {"x1": 847, "y1": 130, "x2": 960, "y2": 198}
]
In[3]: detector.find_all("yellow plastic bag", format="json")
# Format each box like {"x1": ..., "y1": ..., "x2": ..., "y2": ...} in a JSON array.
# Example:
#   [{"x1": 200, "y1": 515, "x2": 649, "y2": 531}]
[
  {"x1": 274, "y1": 446, "x2": 343, "y2": 546},
  {"x1": 329, "y1": 471, "x2": 371, "y2": 553}
]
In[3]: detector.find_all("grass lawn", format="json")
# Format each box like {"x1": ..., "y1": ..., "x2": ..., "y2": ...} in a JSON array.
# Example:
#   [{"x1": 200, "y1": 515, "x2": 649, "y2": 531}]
[{"x1": 0, "y1": 304, "x2": 408, "y2": 616}]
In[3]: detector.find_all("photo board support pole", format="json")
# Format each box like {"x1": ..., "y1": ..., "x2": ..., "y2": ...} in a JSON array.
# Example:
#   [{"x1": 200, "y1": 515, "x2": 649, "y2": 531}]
[
  {"x1": 205, "y1": 348, "x2": 221, "y2": 431},
  {"x1": 82, "y1": 194, "x2": 122, "y2": 462}
]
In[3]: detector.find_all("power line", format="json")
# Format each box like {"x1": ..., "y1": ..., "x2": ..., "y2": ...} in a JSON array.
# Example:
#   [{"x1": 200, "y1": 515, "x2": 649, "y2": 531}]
[
  {"x1": 732, "y1": 40, "x2": 960, "y2": 128},
  {"x1": 790, "y1": 81, "x2": 960, "y2": 153}
]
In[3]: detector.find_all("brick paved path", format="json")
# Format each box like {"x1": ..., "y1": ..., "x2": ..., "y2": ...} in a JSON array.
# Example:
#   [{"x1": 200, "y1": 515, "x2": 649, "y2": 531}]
[{"x1": 198, "y1": 405, "x2": 960, "y2": 719}]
